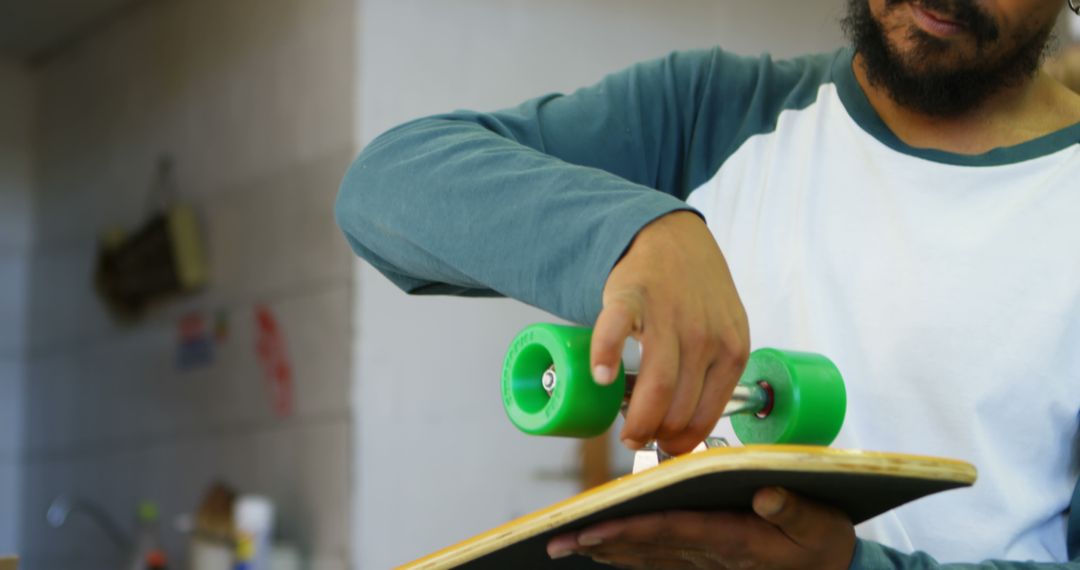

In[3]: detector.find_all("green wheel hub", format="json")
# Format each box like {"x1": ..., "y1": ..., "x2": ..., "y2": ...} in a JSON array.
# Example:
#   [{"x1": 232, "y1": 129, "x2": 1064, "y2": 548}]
[
  {"x1": 730, "y1": 348, "x2": 846, "y2": 446},
  {"x1": 501, "y1": 324, "x2": 626, "y2": 437}
]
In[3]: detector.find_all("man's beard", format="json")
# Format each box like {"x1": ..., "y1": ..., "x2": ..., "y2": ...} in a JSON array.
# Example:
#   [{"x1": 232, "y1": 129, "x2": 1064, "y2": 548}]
[{"x1": 842, "y1": 0, "x2": 1052, "y2": 118}]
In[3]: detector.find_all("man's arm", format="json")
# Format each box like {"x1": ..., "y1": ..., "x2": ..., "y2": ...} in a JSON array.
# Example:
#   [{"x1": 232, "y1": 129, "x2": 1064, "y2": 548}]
[
  {"x1": 850, "y1": 541, "x2": 1079, "y2": 569},
  {"x1": 335, "y1": 48, "x2": 816, "y2": 324},
  {"x1": 851, "y1": 476, "x2": 1080, "y2": 569},
  {"x1": 336, "y1": 49, "x2": 837, "y2": 451}
]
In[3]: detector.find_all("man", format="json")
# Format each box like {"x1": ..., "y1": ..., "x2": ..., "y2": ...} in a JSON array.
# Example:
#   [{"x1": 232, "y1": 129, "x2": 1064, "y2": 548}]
[{"x1": 336, "y1": 0, "x2": 1080, "y2": 567}]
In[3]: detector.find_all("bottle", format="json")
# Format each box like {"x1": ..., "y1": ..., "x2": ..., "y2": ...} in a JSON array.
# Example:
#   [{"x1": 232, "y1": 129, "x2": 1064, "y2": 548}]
[
  {"x1": 129, "y1": 501, "x2": 161, "y2": 570},
  {"x1": 232, "y1": 533, "x2": 255, "y2": 570},
  {"x1": 233, "y1": 496, "x2": 274, "y2": 570}
]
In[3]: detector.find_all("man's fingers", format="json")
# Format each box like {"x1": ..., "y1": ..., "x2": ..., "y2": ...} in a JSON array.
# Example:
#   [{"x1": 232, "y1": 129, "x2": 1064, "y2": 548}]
[
  {"x1": 591, "y1": 292, "x2": 642, "y2": 386},
  {"x1": 621, "y1": 329, "x2": 679, "y2": 448},
  {"x1": 582, "y1": 549, "x2": 698, "y2": 570},
  {"x1": 558, "y1": 497, "x2": 854, "y2": 569},
  {"x1": 546, "y1": 532, "x2": 579, "y2": 559},
  {"x1": 657, "y1": 359, "x2": 728, "y2": 453},
  {"x1": 686, "y1": 343, "x2": 746, "y2": 437},
  {"x1": 654, "y1": 331, "x2": 710, "y2": 449},
  {"x1": 577, "y1": 511, "x2": 741, "y2": 547},
  {"x1": 571, "y1": 511, "x2": 787, "y2": 564}
]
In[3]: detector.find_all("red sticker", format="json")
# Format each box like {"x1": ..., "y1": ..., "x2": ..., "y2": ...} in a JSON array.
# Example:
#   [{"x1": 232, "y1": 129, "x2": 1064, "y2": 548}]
[{"x1": 255, "y1": 305, "x2": 294, "y2": 418}]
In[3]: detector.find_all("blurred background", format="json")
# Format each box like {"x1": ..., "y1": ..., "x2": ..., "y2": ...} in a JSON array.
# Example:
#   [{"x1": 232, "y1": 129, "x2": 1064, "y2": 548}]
[{"x1": 0, "y1": 1, "x2": 1076, "y2": 569}]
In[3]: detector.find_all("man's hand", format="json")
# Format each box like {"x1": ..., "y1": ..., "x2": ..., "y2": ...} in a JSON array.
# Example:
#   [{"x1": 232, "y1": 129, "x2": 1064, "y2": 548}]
[
  {"x1": 592, "y1": 211, "x2": 750, "y2": 454},
  {"x1": 546, "y1": 487, "x2": 857, "y2": 569}
]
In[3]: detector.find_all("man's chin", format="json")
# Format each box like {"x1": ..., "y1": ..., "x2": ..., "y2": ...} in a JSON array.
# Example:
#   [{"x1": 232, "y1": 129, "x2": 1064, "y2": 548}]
[{"x1": 888, "y1": 53, "x2": 975, "y2": 79}]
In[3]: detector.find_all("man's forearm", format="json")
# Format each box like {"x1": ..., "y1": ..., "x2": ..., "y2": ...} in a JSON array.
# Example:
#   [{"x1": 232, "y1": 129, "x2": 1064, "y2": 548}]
[
  {"x1": 852, "y1": 540, "x2": 1080, "y2": 570},
  {"x1": 335, "y1": 112, "x2": 693, "y2": 323},
  {"x1": 335, "y1": 48, "x2": 802, "y2": 322}
]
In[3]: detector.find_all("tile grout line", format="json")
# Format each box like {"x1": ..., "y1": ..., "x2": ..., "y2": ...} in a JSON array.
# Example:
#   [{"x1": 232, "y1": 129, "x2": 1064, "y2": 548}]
[
  {"x1": 28, "y1": 146, "x2": 355, "y2": 253},
  {"x1": 21, "y1": 275, "x2": 351, "y2": 361},
  {"x1": 21, "y1": 409, "x2": 353, "y2": 463}
]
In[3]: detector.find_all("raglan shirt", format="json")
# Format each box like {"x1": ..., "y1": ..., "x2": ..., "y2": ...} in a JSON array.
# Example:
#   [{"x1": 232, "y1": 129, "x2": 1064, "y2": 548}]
[{"x1": 336, "y1": 47, "x2": 1080, "y2": 568}]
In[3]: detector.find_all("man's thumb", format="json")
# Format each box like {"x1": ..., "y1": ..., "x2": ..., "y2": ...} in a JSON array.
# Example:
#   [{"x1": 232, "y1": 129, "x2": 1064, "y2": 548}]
[
  {"x1": 753, "y1": 487, "x2": 843, "y2": 547},
  {"x1": 753, "y1": 487, "x2": 788, "y2": 519}
]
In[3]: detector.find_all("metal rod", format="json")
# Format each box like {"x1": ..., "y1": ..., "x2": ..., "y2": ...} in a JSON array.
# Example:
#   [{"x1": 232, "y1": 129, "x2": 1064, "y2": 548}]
[
  {"x1": 722, "y1": 383, "x2": 769, "y2": 417},
  {"x1": 621, "y1": 379, "x2": 769, "y2": 417},
  {"x1": 620, "y1": 340, "x2": 768, "y2": 416}
]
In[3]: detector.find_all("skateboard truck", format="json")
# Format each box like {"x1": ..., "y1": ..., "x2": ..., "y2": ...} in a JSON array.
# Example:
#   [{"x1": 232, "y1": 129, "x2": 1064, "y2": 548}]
[
  {"x1": 542, "y1": 352, "x2": 774, "y2": 473},
  {"x1": 622, "y1": 375, "x2": 772, "y2": 473},
  {"x1": 620, "y1": 336, "x2": 771, "y2": 472},
  {"x1": 614, "y1": 338, "x2": 791, "y2": 472},
  {"x1": 631, "y1": 437, "x2": 730, "y2": 473},
  {"x1": 504, "y1": 324, "x2": 846, "y2": 458}
]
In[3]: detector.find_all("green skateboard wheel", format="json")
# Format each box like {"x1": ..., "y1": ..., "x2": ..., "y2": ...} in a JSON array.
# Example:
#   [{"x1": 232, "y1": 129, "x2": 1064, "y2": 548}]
[
  {"x1": 731, "y1": 349, "x2": 846, "y2": 446},
  {"x1": 501, "y1": 324, "x2": 626, "y2": 437}
]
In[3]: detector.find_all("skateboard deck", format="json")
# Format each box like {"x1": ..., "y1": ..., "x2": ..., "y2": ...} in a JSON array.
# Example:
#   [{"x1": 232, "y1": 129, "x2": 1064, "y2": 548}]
[{"x1": 400, "y1": 445, "x2": 977, "y2": 569}]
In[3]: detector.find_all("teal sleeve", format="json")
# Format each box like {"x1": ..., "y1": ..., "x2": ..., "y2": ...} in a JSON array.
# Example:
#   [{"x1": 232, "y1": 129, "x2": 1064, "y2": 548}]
[
  {"x1": 335, "y1": 48, "x2": 836, "y2": 323},
  {"x1": 850, "y1": 477, "x2": 1080, "y2": 569}
]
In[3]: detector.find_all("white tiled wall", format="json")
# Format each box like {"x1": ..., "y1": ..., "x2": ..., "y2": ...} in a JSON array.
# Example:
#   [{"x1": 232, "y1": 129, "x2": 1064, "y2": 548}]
[
  {"x1": 0, "y1": 56, "x2": 34, "y2": 556},
  {"x1": 352, "y1": 0, "x2": 848, "y2": 566},
  {"x1": 22, "y1": 0, "x2": 357, "y2": 568}
]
